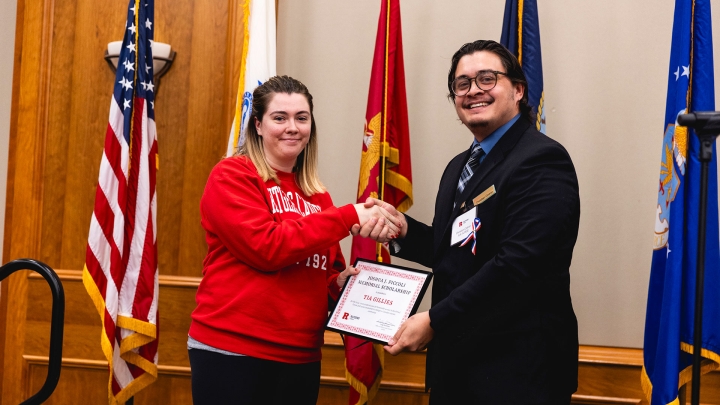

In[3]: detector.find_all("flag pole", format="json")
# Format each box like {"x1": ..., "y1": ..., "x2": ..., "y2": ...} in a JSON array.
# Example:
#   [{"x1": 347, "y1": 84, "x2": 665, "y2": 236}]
[
  {"x1": 677, "y1": 112, "x2": 720, "y2": 405},
  {"x1": 691, "y1": 153, "x2": 708, "y2": 405},
  {"x1": 376, "y1": 0, "x2": 391, "y2": 263}
]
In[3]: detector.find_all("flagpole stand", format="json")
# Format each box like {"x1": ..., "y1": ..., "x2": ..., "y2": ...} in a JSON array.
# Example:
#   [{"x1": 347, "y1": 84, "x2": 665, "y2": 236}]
[{"x1": 677, "y1": 112, "x2": 720, "y2": 405}]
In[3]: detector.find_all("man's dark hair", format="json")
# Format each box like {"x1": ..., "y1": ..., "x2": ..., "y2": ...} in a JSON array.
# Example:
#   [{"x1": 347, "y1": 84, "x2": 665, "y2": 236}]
[{"x1": 447, "y1": 40, "x2": 534, "y2": 123}]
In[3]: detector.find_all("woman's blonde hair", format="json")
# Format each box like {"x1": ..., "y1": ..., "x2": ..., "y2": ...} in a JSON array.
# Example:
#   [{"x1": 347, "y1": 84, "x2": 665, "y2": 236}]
[{"x1": 235, "y1": 75, "x2": 325, "y2": 195}]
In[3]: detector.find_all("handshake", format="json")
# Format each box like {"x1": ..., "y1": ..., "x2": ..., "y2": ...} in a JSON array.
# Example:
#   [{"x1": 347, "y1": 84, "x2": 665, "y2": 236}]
[{"x1": 351, "y1": 198, "x2": 407, "y2": 242}]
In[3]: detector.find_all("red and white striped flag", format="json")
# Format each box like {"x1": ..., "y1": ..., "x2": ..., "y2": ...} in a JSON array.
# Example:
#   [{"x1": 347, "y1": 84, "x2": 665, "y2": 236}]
[{"x1": 83, "y1": 0, "x2": 159, "y2": 403}]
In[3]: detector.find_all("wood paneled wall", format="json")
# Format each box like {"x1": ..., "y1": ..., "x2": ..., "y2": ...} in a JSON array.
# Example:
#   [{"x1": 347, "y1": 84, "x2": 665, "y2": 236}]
[
  {"x1": 22, "y1": 0, "x2": 242, "y2": 276},
  {"x1": 19, "y1": 269, "x2": 429, "y2": 405},
  {"x1": 1, "y1": 0, "x2": 241, "y2": 403},
  {"x1": 2, "y1": 0, "x2": 719, "y2": 404},
  {"x1": 18, "y1": 266, "x2": 720, "y2": 405}
]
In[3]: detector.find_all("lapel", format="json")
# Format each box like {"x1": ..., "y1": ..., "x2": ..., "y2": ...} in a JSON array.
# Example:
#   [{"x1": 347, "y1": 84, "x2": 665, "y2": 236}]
[
  {"x1": 436, "y1": 118, "x2": 531, "y2": 252},
  {"x1": 434, "y1": 149, "x2": 469, "y2": 245}
]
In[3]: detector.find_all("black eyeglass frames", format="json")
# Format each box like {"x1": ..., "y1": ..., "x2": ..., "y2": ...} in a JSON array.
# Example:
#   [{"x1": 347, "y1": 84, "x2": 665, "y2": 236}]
[{"x1": 451, "y1": 70, "x2": 509, "y2": 96}]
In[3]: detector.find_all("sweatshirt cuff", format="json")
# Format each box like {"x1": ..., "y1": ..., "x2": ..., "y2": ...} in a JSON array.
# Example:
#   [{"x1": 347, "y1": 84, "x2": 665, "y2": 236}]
[
  {"x1": 338, "y1": 204, "x2": 360, "y2": 229},
  {"x1": 327, "y1": 274, "x2": 341, "y2": 300}
]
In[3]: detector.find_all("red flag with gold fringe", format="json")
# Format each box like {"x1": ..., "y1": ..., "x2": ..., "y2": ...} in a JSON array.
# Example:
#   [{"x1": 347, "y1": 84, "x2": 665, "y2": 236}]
[{"x1": 345, "y1": 0, "x2": 412, "y2": 403}]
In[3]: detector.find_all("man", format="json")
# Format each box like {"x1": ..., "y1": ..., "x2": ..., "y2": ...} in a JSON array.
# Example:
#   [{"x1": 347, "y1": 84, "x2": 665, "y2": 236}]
[{"x1": 358, "y1": 40, "x2": 580, "y2": 404}]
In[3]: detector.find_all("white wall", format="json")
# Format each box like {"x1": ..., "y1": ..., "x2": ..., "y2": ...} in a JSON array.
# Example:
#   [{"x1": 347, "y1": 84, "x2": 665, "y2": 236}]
[{"x1": 277, "y1": 0, "x2": 720, "y2": 348}]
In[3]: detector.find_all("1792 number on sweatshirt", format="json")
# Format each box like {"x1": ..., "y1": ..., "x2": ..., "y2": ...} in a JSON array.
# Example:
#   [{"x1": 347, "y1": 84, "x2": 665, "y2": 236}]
[{"x1": 305, "y1": 254, "x2": 327, "y2": 270}]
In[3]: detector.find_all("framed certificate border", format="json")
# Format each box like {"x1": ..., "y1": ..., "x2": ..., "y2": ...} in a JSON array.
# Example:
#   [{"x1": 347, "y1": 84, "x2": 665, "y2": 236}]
[{"x1": 326, "y1": 258, "x2": 433, "y2": 345}]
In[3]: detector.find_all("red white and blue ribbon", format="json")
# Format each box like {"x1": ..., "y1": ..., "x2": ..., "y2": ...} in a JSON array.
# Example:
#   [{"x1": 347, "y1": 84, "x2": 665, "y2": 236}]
[{"x1": 459, "y1": 217, "x2": 482, "y2": 255}]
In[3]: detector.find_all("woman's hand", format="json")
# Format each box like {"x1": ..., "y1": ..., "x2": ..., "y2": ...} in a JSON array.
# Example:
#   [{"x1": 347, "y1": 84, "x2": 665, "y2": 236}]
[
  {"x1": 337, "y1": 265, "x2": 360, "y2": 288},
  {"x1": 351, "y1": 198, "x2": 407, "y2": 242},
  {"x1": 353, "y1": 201, "x2": 402, "y2": 240}
]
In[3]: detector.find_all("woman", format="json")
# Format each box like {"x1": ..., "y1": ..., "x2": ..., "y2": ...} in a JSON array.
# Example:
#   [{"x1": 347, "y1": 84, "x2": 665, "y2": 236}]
[{"x1": 188, "y1": 75, "x2": 398, "y2": 404}]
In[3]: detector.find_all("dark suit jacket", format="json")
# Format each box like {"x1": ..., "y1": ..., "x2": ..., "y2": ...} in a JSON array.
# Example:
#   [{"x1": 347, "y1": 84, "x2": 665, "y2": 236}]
[{"x1": 394, "y1": 118, "x2": 580, "y2": 404}]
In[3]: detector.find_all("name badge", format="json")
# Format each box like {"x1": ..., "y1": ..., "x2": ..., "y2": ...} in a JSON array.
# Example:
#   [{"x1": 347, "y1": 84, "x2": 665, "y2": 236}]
[
  {"x1": 450, "y1": 206, "x2": 477, "y2": 246},
  {"x1": 473, "y1": 185, "x2": 496, "y2": 206}
]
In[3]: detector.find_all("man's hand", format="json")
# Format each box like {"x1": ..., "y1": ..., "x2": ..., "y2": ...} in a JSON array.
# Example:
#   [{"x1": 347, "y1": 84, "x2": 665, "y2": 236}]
[
  {"x1": 351, "y1": 198, "x2": 408, "y2": 242},
  {"x1": 384, "y1": 311, "x2": 434, "y2": 355},
  {"x1": 352, "y1": 201, "x2": 402, "y2": 239}
]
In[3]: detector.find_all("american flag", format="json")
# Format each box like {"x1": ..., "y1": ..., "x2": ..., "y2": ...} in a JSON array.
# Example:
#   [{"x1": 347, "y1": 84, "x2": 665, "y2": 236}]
[{"x1": 82, "y1": 0, "x2": 159, "y2": 403}]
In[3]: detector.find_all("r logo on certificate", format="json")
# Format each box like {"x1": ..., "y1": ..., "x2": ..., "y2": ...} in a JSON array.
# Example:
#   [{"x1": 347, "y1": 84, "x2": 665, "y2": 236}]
[{"x1": 326, "y1": 258, "x2": 433, "y2": 345}]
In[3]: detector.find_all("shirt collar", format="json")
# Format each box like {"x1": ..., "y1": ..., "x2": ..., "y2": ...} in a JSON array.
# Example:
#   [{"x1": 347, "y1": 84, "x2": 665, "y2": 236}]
[{"x1": 472, "y1": 113, "x2": 521, "y2": 154}]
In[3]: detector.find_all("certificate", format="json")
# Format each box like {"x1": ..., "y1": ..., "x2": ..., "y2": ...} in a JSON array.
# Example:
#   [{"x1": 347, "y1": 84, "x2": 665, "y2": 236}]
[{"x1": 326, "y1": 258, "x2": 433, "y2": 345}]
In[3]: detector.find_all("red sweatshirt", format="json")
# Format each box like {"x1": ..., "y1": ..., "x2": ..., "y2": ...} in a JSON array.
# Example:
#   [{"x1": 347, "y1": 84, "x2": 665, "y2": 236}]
[{"x1": 189, "y1": 156, "x2": 359, "y2": 363}]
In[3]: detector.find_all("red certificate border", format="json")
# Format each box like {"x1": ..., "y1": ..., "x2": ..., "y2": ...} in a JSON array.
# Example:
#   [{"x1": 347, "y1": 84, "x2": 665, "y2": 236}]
[{"x1": 326, "y1": 258, "x2": 433, "y2": 345}]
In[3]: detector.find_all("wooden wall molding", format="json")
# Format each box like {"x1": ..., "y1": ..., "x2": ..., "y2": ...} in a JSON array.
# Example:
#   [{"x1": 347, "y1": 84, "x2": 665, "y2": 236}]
[
  {"x1": 571, "y1": 395, "x2": 641, "y2": 405},
  {"x1": 16, "y1": 263, "x2": 720, "y2": 405},
  {"x1": 24, "y1": 355, "x2": 189, "y2": 375},
  {"x1": 19, "y1": 268, "x2": 720, "y2": 405},
  {"x1": 580, "y1": 345, "x2": 643, "y2": 366},
  {"x1": 29, "y1": 268, "x2": 202, "y2": 288},
  {"x1": 19, "y1": 347, "x2": 660, "y2": 405},
  {"x1": 23, "y1": 354, "x2": 428, "y2": 393}
]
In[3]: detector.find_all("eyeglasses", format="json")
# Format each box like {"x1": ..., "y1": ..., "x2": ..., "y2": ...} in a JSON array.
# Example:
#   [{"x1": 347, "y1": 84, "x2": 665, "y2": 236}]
[{"x1": 451, "y1": 70, "x2": 509, "y2": 96}]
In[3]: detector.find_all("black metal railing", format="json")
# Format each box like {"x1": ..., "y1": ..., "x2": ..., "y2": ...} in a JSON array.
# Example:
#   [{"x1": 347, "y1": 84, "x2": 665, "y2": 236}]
[{"x1": 0, "y1": 259, "x2": 64, "y2": 405}]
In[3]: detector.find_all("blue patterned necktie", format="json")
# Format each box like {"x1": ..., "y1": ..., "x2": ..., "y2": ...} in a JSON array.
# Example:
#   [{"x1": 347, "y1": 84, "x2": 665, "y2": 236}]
[{"x1": 457, "y1": 144, "x2": 484, "y2": 195}]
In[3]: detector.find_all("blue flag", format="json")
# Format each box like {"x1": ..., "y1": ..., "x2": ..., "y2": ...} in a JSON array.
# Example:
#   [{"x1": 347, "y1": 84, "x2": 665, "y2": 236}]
[
  {"x1": 643, "y1": 0, "x2": 720, "y2": 403},
  {"x1": 500, "y1": 0, "x2": 545, "y2": 133}
]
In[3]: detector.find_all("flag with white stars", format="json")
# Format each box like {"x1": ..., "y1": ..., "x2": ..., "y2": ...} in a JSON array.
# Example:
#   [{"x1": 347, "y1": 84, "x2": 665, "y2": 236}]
[
  {"x1": 643, "y1": 0, "x2": 719, "y2": 403},
  {"x1": 83, "y1": 0, "x2": 160, "y2": 403}
]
